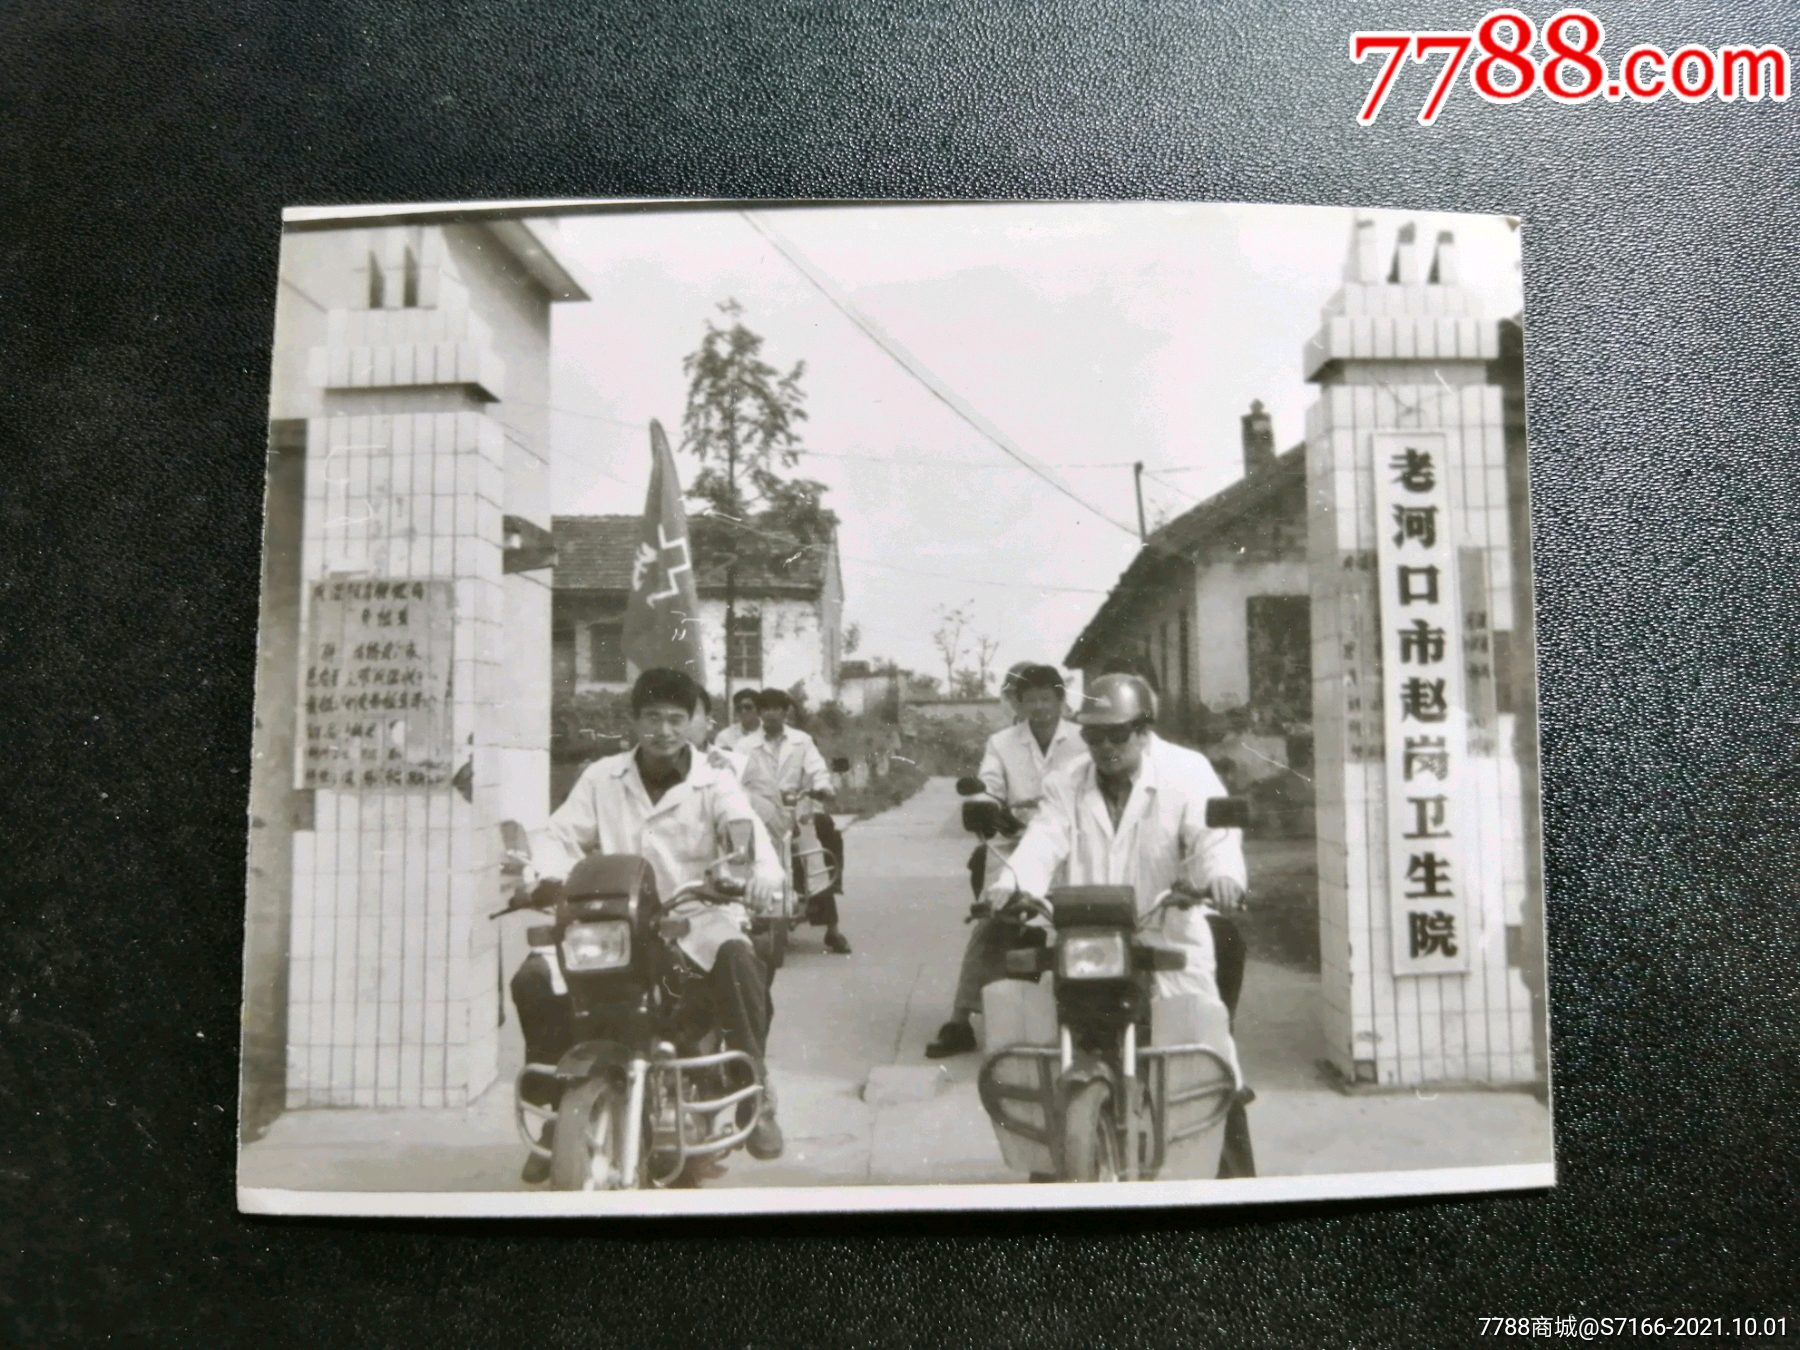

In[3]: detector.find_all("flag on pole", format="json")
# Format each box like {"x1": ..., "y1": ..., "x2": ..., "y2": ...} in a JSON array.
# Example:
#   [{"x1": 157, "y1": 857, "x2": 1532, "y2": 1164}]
[{"x1": 621, "y1": 420, "x2": 707, "y2": 685}]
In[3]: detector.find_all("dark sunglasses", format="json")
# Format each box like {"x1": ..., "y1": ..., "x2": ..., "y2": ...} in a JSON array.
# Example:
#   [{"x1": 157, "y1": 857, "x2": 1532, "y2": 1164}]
[{"x1": 1079, "y1": 723, "x2": 1139, "y2": 747}]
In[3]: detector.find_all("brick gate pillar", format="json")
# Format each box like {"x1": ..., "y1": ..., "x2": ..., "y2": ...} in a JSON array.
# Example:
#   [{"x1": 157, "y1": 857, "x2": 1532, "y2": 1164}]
[{"x1": 1304, "y1": 218, "x2": 1538, "y2": 1087}]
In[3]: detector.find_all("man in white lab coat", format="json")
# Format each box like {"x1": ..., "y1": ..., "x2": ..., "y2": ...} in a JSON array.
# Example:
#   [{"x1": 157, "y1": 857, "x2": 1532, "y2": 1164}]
[
  {"x1": 737, "y1": 687, "x2": 852, "y2": 955},
  {"x1": 984, "y1": 672, "x2": 1247, "y2": 1020},
  {"x1": 926, "y1": 662, "x2": 1087, "y2": 1058},
  {"x1": 512, "y1": 668, "x2": 787, "y2": 1180},
  {"x1": 714, "y1": 688, "x2": 761, "y2": 752}
]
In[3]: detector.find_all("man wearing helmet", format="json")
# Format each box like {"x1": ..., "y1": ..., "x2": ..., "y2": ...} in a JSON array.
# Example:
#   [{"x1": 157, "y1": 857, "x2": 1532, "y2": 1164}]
[
  {"x1": 983, "y1": 670, "x2": 1247, "y2": 1025},
  {"x1": 926, "y1": 662, "x2": 1086, "y2": 1059}
]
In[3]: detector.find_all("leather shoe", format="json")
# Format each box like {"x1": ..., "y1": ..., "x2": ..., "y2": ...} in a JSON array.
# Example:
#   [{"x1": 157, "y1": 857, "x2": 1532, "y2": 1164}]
[
  {"x1": 925, "y1": 1020, "x2": 977, "y2": 1058},
  {"x1": 823, "y1": 930, "x2": 852, "y2": 955}
]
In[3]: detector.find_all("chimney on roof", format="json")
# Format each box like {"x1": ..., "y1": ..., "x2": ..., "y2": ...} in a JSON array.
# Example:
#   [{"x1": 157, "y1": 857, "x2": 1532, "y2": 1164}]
[{"x1": 1241, "y1": 400, "x2": 1276, "y2": 477}]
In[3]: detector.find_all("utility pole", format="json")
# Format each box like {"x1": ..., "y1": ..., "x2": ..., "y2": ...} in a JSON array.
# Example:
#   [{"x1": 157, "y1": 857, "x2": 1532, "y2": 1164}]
[{"x1": 1133, "y1": 461, "x2": 1148, "y2": 542}]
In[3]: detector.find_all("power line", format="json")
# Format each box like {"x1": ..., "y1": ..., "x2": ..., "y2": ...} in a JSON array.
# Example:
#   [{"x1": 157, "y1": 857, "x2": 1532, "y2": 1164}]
[
  {"x1": 737, "y1": 210, "x2": 1141, "y2": 539},
  {"x1": 701, "y1": 512, "x2": 1111, "y2": 595},
  {"x1": 1143, "y1": 469, "x2": 1207, "y2": 505}
]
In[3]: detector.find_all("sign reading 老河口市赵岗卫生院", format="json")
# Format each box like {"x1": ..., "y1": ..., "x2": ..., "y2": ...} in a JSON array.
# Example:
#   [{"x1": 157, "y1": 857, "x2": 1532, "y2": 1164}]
[
  {"x1": 1372, "y1": 431, "x2": 1470, "y2": 977},
  {"x1": 299, "y1": 577, "x2": 453, "y2": 790}
]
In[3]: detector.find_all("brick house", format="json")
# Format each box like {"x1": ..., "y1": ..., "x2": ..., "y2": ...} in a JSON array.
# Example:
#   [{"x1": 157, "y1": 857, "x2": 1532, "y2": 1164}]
[
  {"x1": 1065, "y1": 402, "x2": 1312, "y2": 751},
  {"x1": 551, "y1": 515, "x2": 845, "y2": 704}
]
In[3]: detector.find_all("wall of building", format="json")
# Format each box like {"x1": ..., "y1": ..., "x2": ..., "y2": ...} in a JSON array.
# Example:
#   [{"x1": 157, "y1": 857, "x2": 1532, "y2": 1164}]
[
  {"x1": 552, "y1": 591, "x2": 630, "y2": 697},
  {"x1": 837, "y1": 671, "x2": 902, "y2": 717},
  {"x1": 1305, "y1": 220, "x2": 1536, "y2": 1089},
  {"x1": 1191, "y1": 558, "x2": 1312, "y2": 712},
  {"x1": 699, "y1": 594, "x2": 835, "y2": 704},
  {"x1": 253, "y1": 219, "x2": 575, "y2": 1113}
]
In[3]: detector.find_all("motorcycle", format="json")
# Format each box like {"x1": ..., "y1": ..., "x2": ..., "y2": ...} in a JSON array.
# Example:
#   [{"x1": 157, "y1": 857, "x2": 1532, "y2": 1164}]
[
  {"x1": 747, "y1": 755, "x2": 851, "y2": 972},
  {"x1": 493, "y1": 826, "x2": 769, "y2": 1191},
  {"x1": 974, "y1": 795, "x2": 1256, "y2": 1184}
]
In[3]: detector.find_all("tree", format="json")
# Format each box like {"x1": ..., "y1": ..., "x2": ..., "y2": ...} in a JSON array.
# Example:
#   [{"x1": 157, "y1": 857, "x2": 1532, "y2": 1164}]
[
  {"x1": 931, "y1": 603, "x2": 972, "y2": 691},
  {"x1": 679, "y1": 299, "x2": 837, "y2": 694},
  {"x1": 973, "y1": 634, "x2": 1000, "y2": 693},
  {"x1": 843, "y1": 621, "x2": 862, "y2": 657}
]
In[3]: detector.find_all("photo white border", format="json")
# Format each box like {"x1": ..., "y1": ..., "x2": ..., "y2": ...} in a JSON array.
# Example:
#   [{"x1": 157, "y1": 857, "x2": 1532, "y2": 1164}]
[
  {"x1": 246, "y1": 196, "x2": 1550, "y2": 1222},
  {"x1": 240, "y1": 1161, "x2": 1553, "y2": 1218}
]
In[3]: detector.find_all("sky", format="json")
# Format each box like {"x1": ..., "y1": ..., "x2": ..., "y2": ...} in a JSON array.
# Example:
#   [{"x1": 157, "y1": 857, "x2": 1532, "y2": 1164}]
[{"x1": 542, "y1": 202, "x2": 1522, "y2": 683}]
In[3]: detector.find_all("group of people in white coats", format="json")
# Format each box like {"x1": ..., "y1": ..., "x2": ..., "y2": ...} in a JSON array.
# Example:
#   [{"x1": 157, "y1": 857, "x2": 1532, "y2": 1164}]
[{"x1": 926, "y1": 658, "x2": 1247, "y2": 1076}]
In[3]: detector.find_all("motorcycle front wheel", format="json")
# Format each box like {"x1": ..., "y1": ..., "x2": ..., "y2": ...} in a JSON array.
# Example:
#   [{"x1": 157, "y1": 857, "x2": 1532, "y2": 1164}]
[
  {"x1": 1060, "y1": 1081, "x2": 1122, "y2": 1183},
  {"x1": 550, "y1": 1076, "x2": 637, "y2": 1191}
]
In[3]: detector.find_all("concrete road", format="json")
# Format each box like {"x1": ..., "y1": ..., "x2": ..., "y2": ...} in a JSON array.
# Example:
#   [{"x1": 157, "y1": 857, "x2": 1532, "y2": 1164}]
[
  {"x1": 710, "y1": 775, "x2": 1010, "y2": 1189},
  {"x1": 240, "y1": 777, "x2": 1552, "y2": 1194}
]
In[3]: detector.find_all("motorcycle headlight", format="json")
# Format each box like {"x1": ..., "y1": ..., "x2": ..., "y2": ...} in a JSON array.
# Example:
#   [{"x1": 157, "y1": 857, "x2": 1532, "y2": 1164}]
[
  {"x1": 1057, "y1": 931, "x2": 1129, "y2": 981},
  {"x1": 561, "y1": 920, "x2": 632, "y2": 973}
]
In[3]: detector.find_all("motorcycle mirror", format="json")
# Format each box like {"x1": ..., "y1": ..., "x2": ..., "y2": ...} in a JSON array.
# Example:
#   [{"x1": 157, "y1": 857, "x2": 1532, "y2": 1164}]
[
  {"x1": 954, "y1": 776, "x2": 985, "y2": 796},
  {"x1": 830, "y1": 756, "x2": 851, "y2": 773},
  {"x1": 1205, "y1": 796, "x2": 1252, "y2": 831}
]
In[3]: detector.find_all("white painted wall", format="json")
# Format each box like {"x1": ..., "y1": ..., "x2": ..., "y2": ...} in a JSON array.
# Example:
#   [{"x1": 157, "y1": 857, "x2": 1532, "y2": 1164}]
[
  {"x1": 699, "y1": 595, "x2": 836, "y2": 704},
  {"x1": 1192, "y1": 559, "x2": 1312, "y2": 710}
]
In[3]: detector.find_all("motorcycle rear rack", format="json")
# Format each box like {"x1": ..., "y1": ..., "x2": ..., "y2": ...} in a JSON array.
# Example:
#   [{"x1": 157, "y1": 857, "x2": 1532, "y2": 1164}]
[{"x1": 977, "y1": 1042, "x2": 1242, "y2": 1178}]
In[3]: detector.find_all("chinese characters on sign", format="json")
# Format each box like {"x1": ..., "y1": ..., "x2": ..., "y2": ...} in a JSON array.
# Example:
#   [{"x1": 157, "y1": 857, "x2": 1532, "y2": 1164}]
[
  {"x1": 1372, "y1": 434, "x2": 1470, "y2": 975},
  {"x1": 300, "y1": 578, "x2": 454, "y2": 790}
]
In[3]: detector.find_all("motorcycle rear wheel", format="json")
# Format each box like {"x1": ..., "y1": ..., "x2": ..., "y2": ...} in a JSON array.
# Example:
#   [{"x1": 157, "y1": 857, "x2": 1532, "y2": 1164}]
[
  {"x1": 1060, "y1": 1081, "x2": 1122, "y2": 1183},
  {"x1": 550, "y1": 1076, "x2": 637, "y2": 1191}
]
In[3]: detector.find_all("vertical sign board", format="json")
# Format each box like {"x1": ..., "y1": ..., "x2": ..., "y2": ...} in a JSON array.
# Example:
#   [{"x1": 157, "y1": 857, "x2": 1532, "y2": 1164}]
[
  {"x1": 300, "y1": 578, "x2": 454, "y2": 789},
  {"x1": 1371, "y1": 432, "x2": 1471, "y2": 975}
]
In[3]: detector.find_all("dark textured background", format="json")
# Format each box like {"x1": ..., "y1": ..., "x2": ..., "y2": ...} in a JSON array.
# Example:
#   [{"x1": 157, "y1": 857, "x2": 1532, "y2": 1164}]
[{"x1": 2, "y1": 0, "x2": 1797, "y2": 1343}]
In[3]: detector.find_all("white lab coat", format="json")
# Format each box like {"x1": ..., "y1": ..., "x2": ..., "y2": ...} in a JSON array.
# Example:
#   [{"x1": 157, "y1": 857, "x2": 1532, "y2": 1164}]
[
  {"x1": 533, "y1": 749, "x2": 783, "y2": 970},
  {"x1": 736, "y1": 725, "x2": 832, "y2": 838},
  {"x1": 991, "y1": 735, "x2": 1247, "y2": 1008},
  {"x1": 977, "y1": 717, "x2": 1089, "y2": 822},
  {"x1": 714, "y1": 722, "x2": 758, "y2": 753}
]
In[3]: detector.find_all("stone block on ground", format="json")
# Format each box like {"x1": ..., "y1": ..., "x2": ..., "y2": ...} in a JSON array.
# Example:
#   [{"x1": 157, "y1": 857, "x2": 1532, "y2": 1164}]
[{"x1": 862, "y1": 1064, "x2": 948, "y2": 1106}]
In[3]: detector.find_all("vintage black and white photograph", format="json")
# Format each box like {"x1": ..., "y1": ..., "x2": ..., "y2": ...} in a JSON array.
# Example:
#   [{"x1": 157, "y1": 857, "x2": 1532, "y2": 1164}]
[{"x1": 237, "y1": 198, "x2": 1551, "y2": 1216}]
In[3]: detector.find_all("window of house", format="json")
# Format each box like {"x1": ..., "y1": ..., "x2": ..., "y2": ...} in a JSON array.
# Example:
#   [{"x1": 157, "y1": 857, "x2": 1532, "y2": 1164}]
[
  {"x1": 588, "y1": 623, "x2": 626, "y2": 683},
  {"x1": 728, "y1": 612, "x2": 763, "y2": 682},
  {"x1": 1245, "y1": 596, "x2": 1312, "y2": 726}
]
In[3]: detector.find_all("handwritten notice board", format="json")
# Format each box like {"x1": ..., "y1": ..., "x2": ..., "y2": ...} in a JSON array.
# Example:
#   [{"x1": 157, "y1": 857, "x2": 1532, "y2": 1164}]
[{"x1": 300, "y1": 578, "x2": 454, "y2": 790}]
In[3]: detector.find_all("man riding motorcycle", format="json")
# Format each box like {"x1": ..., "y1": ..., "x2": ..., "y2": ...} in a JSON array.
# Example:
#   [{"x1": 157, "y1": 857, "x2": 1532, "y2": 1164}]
[
  {"x1": 509, "y1": 667, "x2": 787, "y2": 1183},
  {"x1": 927, "y1": 662, "x2": 1087, "y2": 1058},
  {"x1": 714, "y1": 687, "x2": 761, "y2": 753},
  {"x1": 983, "y1": 672, "x2": 1248, "y2": 1092},
  {"x1": 737, "y1": 687, "x2": 852, "y2": 955}
]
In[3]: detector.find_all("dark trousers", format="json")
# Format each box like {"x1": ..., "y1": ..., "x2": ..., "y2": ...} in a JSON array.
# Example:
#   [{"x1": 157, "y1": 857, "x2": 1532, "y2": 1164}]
[
  {"x1": 1204, "y1": 913, "x2": 1255, "y2": 1179},
  {"x1": 510, "y1": 939, "x2": 772, "y2": 1107},
  {"x1": 797, "y1": 812, "x2": 845, "y2": 927}
]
